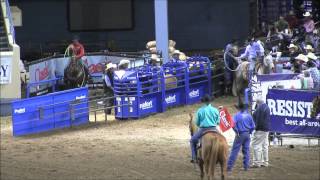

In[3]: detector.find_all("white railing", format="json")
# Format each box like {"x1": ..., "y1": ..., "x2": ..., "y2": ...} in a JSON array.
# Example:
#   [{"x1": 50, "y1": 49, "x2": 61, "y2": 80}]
[{"x1": 1, "y1": 0, "x2": 15, "y2": 44}]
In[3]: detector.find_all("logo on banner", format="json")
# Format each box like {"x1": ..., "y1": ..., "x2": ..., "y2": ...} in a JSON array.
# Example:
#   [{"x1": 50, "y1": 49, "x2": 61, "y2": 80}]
[
  {"x1": 189, "y1": 89, "x2": 199, "y2": 98},
  {"x1": 140, "y1": 101, "x2": 153, "y2": 110},
  {"x1": 14, "y1": 108, "x2": 25, "y2": 114},
  {"x1": 76, "y1": 95, "x2": 86, "y2": 100},
  {"x1": 35, "y1": 62, "x2": 49, "y2": 81},
  {"x1": 219, "y1": 107, "x2": 234, "y2": 132},
  {"x1": 165, "y1": 95, "x2": 176, "y2": 104}
]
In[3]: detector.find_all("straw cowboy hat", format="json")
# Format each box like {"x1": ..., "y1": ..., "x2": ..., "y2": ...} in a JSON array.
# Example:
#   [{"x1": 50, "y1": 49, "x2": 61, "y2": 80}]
[
  {"x1": 105, "y1": 63, "x2": 117, "y2": 71},
  {"x1": 304, "y1": 45, "x2": 314, "y2": 51},
  {"x1": 287, "y1": 43, "x2": 298, "y2": 50},
  {"x1": 303, "y1": 11, "x2": 311, "y2": 17},
  {"x1": 295, "y1": 54, "x2": 308, "y2": 63},
  {"x1": 173, "y1": 50, "x2": 181, "y2": 55},
  {"x1": 179, "y1": 53, "x2": 187, "y2": 61},
  {"x1": 150, "y1": 54, "x2": 161, "y2": 62},
  {"x1": 307, "y1": 52, "x2": 318, "y2": 60},
  {"x1": 119, "y1": 59, "x2": 130, "y2": 66}
]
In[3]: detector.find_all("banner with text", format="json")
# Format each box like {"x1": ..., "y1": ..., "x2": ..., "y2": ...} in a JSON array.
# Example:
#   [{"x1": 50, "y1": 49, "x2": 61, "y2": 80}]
[
  {"x1": 266, "y1": 89, "x2": 320, "y2": 136},
  {"x1": 0, "y1": 56, "x2": 12, "y2": 84}
]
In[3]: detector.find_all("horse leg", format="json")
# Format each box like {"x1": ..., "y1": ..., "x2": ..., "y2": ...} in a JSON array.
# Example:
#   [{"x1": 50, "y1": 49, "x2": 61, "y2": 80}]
[{"x1": 199, "y1": 159, "x2": 204, "y2": 180}]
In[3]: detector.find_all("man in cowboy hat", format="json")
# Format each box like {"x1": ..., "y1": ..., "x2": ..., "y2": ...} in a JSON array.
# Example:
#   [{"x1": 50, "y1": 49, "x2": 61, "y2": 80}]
[
  {"x1": 118, "y1": 59, "x2": 130, "y2": 70},
  {"x1": 103, "y1": 62, "x2": 117, "y2": 114},
  {"x1": 294, "y1": 54, "x2": 309, "y2": 73},
  {"x1": 227, "y1": 102, "x2": 255, "y2": 172},
  {"x1": 288, "y1": 43, "x2": 301, "y2": 73},
  {"x1": 304, "y1": 44, "x2": 314, "y2": 53}
]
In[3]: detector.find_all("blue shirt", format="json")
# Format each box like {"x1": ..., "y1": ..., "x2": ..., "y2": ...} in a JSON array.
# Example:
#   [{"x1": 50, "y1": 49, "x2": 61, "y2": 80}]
[
  {"x1": 233, "y1": 111, "x2": 255, "y2": 134},
  {"x1": 239, "y1": 41, "x2": 264, "y2": 59},
  {"x1": 308, "y1": 67, "x2": 320, "y2": 89},
  {"x1": 195, "y1": 104, "x2": 220, "y2": 128}
]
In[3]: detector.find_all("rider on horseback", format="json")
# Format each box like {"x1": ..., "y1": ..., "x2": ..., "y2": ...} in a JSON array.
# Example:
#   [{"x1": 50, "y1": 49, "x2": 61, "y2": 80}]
[
  {"x1": 237, "y1": 34, "x2": 265, "y2": 82},
  {"x1": 190, "y1": 95, "x2": 220, "y2": 163},
  {"x1": 67, "y1": 36, "x2": 90, "y2": 79}
]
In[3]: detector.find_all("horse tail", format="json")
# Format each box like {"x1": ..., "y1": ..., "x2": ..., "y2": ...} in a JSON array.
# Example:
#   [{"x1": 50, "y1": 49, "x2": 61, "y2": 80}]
[{"x1": 202, "y1": 135, "x2": 219, "y2": 179}]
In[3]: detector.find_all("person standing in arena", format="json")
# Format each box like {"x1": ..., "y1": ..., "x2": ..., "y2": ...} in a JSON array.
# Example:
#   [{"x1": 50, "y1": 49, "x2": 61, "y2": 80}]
[
  {"x1": 227, "y1": 103, "x2": 255, "y2": 172},
  {"x1": 251, "y1": 97, "x2": 271, "y2": 168}
]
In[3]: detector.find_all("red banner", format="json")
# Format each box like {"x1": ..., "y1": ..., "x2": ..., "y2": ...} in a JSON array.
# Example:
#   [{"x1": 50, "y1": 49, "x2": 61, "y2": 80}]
[{"x1": 219, "y1": 107, "x2": 234, "y2": 132}]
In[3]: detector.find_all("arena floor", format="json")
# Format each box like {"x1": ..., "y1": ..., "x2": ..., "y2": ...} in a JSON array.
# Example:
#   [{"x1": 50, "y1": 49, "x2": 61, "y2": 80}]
[{"x1": 1, "y1": 96, "x2": 319, "y2": 180}]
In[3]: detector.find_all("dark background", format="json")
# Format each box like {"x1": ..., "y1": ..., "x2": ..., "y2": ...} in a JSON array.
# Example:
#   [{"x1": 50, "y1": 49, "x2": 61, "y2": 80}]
[
  {"x1": 9, "y1": 0, "x2": 319, "y2": 61},
  {"x1": 11, "y1": 0, "x2": 250, "y2": 60}
]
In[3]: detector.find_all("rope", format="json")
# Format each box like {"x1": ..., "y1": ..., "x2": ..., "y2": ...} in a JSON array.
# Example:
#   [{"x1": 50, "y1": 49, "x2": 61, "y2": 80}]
[{"x1": 223, "y1": 51, "x2": 242, "y2": 72}]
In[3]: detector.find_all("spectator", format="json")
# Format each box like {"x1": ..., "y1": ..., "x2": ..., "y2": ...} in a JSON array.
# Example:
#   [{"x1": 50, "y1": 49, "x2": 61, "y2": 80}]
[
  {"x1": 285, "y1": 10, "x2": 299, "y2": 29},
  {"x1": 304, "y1": 44, "x2": 314, "y2": 54},
  {"x1": 252, "y1": 97, "x2": 270, "y2": 168},
  {"x1": 274, "y1": 16, "x2": 289, "y2": 32},
  {"x1": 299, "y1": 70, "x2": 314, "y2": 89},
  {"x1": 227, "y1": 103, "x2": 255, "y2": 172},
  {"x1": 306, "y1": 60, "x2": 320, "y2": 90},
  {"x1": 288, "y1": 44, "x2": 301, "y2": 73},
  {"x1": 303, "y1": 12, "x2": 315, "y2": 44},
  {"x1": 293, "y1": 54, "x2": 308, "y2": 73},
  {"x1": 118, "y1": 59, "x2": 130, "y2": 70}
]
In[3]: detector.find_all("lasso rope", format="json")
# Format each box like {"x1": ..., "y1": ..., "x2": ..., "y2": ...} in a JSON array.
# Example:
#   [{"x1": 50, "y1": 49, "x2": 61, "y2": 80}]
[{"x1": 223, "y1": 51, "x2": 242, "y2": 72}]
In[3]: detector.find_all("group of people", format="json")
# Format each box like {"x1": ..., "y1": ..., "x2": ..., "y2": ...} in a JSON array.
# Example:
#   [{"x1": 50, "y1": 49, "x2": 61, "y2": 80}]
[{"x1": 190, "y1": 95, "x2": 271, "y2": 172}]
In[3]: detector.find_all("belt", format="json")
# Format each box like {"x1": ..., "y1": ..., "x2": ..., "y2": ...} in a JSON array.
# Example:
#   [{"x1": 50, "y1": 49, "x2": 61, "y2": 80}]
[{"x1": 200, "y1": 126, "x2": 216, "y2": 128}]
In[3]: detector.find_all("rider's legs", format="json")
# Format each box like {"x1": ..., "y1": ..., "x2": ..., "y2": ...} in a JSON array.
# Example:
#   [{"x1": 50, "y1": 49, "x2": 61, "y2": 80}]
[{"x1": 190, "y1": 127, "x2": 217, "y2": 162}]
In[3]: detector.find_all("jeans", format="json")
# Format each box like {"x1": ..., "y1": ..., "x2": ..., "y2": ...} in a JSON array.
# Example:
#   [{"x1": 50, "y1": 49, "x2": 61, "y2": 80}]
[
  {"x1": 252, "y1": 131, "x2": 269, "y2": 166},
  {"x1": 248, "y1": 57, "x2": 256, "y2": 82},
  {"x1": 227, "y1": 132, "x2": 251, "y2": 171},
  {"x1": 190, "y1": 127, "x2": 217, "y2": 160}
]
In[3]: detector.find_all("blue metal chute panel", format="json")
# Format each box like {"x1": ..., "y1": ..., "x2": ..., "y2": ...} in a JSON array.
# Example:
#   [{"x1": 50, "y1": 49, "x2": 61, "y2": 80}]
[
  {"x1": 52, "y1": 87, "x2": 89, "y2": 128},
  {"x1": 186, "y1": 56, "x2": 211, "y2": 105},
  {"x1": 115, "y1": 96, "x2": 138, "y2": 118},
  {"x1": 163, "y1": 60, "x2": 188, "y2": 108},
  {"x1": 12, "y1": 95, "x2": 54, "y2": 136},
  {"x1": 138, "y1": 94, "x2": 159, "y2": 117}
]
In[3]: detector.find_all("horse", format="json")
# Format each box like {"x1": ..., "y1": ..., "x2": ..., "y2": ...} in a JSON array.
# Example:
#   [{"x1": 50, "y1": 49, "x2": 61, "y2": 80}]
[
  {"x1": 64, "y1": 57, "x2": 88, "y2": 89},
  {"x1": 189, "y1": 114, "x2": 228, "y2": 180}
]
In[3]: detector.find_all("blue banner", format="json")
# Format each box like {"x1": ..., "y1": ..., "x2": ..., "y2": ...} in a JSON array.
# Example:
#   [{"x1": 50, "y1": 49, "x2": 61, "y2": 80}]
[{"x1": 266, "y1": 89, "x2": 320, "y2": 136}]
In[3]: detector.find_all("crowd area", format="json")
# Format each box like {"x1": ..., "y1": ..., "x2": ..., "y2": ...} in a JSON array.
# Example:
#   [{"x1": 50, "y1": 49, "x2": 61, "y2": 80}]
[{"x1": 224, "y1": 10, "x2": 320, "y2": 93}]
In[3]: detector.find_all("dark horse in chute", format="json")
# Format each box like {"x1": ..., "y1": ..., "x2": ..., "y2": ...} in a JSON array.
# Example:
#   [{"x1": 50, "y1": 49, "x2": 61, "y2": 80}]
[{"x1": 64, "y1": 57, "x2": 89, "y2": 89}]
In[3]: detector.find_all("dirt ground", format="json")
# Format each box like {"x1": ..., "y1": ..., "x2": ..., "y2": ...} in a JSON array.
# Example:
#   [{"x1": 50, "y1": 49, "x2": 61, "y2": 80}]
[{"x1": 1, "y1": 96, "x2": 319, "y2": 180}]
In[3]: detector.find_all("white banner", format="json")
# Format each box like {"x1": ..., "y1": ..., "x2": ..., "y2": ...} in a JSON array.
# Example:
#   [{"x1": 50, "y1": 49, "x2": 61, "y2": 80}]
[{"x1": 0, "y1": 56, "x2": 12, "y2": 84}]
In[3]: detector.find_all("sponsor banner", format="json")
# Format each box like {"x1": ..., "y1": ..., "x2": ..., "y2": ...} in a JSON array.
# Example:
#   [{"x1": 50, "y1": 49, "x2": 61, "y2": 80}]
[
  {"x1": 0, "y1": 56, "x2": 12, "y2": 84},
  {"x1": 29, "y1": 55, "x2": 137, "y2": 84},
  {"x1": 219, "y1": 107, "x2": 234, "y2": 132},
  {"x1": 252, "y1": 74, "x2": 301, "y2": 109},
  {"x1": 28, "y1": 59, "x2": 55, "y2": 93},
  {"x1": 266, "y1": 89, "x2": 320, "y2": 136}
]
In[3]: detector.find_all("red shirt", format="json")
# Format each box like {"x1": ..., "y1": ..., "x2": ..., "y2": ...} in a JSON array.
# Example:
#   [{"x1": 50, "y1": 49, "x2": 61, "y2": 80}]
[{"x1": 71, "y1": 42, "x2": 85, "y2": 60}]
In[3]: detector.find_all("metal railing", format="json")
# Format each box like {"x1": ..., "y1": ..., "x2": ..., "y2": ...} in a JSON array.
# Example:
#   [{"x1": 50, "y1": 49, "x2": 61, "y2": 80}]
[{"x1": 3, "y1": 0, "x2": 15, "y2": 43}]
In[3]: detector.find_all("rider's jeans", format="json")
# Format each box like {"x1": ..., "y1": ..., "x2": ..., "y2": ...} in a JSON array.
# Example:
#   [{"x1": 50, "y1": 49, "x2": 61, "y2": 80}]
[
  {"x1": 190, "y1": 127, "x2": 217, "y2": 160},
  {"x1": 248, "y1": 57, "x2": 256, "y2": 82}
]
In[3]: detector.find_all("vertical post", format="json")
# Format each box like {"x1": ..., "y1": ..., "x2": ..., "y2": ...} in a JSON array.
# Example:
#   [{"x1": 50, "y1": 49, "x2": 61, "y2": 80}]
[{"x1": 154, "y1": 0, "x2": 169, "y2": 63}]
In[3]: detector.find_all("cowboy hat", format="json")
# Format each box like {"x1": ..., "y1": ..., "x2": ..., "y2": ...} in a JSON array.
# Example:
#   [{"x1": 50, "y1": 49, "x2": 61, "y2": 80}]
[
  {"x1": 304, "y1": 44, "x2": 314, "y2": 51},
  {"x1": 287, "y1": 44, "x2": 298, "y2": 49},
  {"x1": 105, "y1": 63, "x2": 117, "y2": 71},
  {"x1": 295, "y1": 54, "x2": 308, "y2": 63},
  {"x1": 173, "y1": 50, "x2": 181, "y2": 55},
  {"x1": 119, "y1": 59, "x2": 130, "y2": 66},
  {"x1": 307, "y1": 52, "x2": 318, "y2": 60},
  {"x1": 303, "y1": 11, "x2": 311, "y2": 17},
  {"x1": 179, "y1": 53, "x2": 187, "y2": 61}
]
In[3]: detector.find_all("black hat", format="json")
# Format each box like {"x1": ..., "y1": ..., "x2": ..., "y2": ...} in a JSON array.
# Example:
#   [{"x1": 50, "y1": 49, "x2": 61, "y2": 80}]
[
  {"x1": 235, "y1": 102, "x2": 247, "y2": 111},
  {"x1": 201, "y1": 94, "x2": 212, "y2": 103}
]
